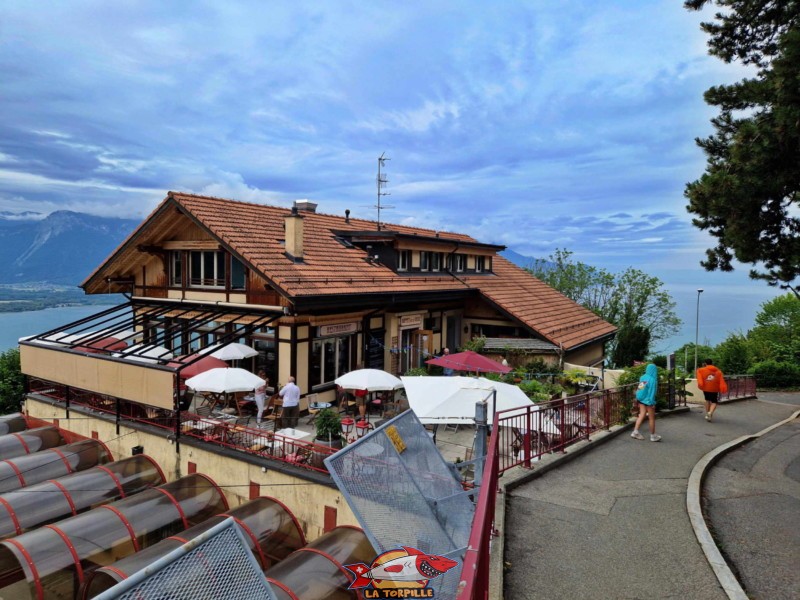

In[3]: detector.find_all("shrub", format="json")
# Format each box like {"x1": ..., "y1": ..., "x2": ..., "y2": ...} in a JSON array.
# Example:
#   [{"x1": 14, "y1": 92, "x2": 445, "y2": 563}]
[
  {"x1": 522, "y1": 358, "x2": 561, "y2": 375},
  {"x1": 314, "y1": 408, "x2": 342, "y2": 442},
  {"x1": 749, "y1": 360, "x2": 800, "y2": 388},
  {"x1": 404, "y1": 367, "x2": 429, "y2": 377},
  {"x1": 459, "y1": 336, "x2": 486, "y2": 352},
  {"x1": 517, "y1": 379, "x2": 548, "y2": 401}
]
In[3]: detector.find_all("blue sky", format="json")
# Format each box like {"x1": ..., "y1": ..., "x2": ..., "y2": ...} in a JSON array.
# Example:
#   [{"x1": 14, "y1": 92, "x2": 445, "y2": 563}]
[{"x1": 0, "y1": 1, "x2": 783, "y2": 347}]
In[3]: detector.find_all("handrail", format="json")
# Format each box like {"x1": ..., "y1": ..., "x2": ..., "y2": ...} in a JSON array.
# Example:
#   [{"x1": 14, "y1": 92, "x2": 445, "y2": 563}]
[{"x1": 457, "y1": 405, "x2": 500, "y2": 600}]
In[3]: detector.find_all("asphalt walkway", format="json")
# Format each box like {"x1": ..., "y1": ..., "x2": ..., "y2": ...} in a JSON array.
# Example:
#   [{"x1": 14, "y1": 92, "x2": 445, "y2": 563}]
[
  {"x1": 503, "y1": 393, "x2": 799, "y2": 599},
  {"x1": 704, "y1": 402, "x2": 800, "y2": 599}
]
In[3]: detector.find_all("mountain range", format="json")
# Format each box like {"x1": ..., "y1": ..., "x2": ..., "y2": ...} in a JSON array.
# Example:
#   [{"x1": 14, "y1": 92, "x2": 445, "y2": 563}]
[{"x1": 0, "y1": 211, "x2": 138, "y2": 286}]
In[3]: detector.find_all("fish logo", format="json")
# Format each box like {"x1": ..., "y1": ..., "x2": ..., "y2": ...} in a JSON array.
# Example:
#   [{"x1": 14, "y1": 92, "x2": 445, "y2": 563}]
[{"x1": 345, "y1": 546, "x2": 458, "y2": 594}]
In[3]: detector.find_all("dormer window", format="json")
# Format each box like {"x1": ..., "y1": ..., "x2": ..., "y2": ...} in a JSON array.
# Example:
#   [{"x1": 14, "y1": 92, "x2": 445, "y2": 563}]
[
  {"x1": 476, "y1": 256, "x2": 486, "y2": 273},
  {"x1": 398, "y1": 250, "x2": 411, "y2": 271},
  {"x1": 431, "y1": 252, "x2": 442, "y2": 272},
  {"x1": 420, "y1": 251, "x2": 430, "y2": 272},
  {"x1": 448, "y1": 254, "x2": 465, "y2": 272}
]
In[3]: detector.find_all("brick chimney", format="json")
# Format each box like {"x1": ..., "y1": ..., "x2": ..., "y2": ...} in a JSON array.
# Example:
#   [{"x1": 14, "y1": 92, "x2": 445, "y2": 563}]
[{"x1": 284, "y1": 205, "x2": 305, "y2": 261}]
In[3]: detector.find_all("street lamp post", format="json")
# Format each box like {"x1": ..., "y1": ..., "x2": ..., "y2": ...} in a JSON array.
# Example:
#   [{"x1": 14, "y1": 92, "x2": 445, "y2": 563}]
[{"x1": 694, "y1": 289, "x2": 704, "y2": 373}]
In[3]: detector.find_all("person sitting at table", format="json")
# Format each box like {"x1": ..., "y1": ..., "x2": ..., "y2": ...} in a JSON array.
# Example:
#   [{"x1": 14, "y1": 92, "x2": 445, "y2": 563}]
[
  {"x1": 279, "y1": 376, "x2": 301, "y2": 429},
  {"x1": 354, "y1": 388, "x2": 369, "y2": 422},
  {"x1": 254, "y1": 370, "x2": 269, "y2": 426}
]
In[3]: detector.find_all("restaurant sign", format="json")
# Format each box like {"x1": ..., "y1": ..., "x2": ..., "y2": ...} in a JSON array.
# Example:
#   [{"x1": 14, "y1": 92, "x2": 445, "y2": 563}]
[
  {"x1": 319, "y1": 322, "x2": 358, "y2": 337},
  {"x1": 399, "y1": 315, "x2": 423, "y2": 329}
]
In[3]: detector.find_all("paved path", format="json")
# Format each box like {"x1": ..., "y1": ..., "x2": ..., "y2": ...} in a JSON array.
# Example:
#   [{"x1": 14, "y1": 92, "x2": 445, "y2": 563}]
[
  {"x1": 704, "y1": 405, "x2": 800, "y2": 599},
  {"x1": 504, "y1": 394, "x2": 799, "y2": 599}
]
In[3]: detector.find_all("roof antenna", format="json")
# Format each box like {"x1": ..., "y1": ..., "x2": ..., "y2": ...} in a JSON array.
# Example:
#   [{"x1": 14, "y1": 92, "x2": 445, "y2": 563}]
[{"x1": 375, "y1": 152, "x2": 394, "y2": 231}]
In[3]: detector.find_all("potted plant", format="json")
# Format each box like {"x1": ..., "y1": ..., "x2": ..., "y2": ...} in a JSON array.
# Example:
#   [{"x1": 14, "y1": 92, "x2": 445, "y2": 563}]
[{"x1": 312, "y1": 408, "x2": 343, "y2": 467}]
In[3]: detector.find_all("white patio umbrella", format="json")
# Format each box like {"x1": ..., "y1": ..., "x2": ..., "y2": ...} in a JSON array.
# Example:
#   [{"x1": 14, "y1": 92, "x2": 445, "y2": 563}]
[
  {"x1": 400, "y1": 376, "x2": 535, "y2": 425},
  {"x1": 208, "y1": 342, "x2": 259, "y2": 361},
  {"x1": 335, "y1": 368, "x2": 402, "y2": 391},
  {"x1": 113, "y1": 343, "x2": 174, "y2": 364},
  {"x1": 185, "y1": 368, "x2": 266, "y2": 394}
]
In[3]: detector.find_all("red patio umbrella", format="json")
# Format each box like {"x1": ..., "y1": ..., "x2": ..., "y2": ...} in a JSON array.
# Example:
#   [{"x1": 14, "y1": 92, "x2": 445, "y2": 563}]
[
  {"x1": 167, "y1": 355, "x2": 228, "y2": 379},
  {"x1": 425, "y1": 350, "x2": 511, "y2": 374}
]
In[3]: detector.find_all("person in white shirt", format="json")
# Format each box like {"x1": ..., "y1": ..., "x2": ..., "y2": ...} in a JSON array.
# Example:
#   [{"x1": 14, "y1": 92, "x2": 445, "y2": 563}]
[{"x1": 279, "y1": 376, "x2": 301, "y2": 428}]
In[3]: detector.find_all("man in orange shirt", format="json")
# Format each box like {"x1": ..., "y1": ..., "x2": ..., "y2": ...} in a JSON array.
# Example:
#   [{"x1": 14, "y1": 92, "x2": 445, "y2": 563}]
[{"x1": 696, "y1": 359, "x2": 727, "y2": 422}]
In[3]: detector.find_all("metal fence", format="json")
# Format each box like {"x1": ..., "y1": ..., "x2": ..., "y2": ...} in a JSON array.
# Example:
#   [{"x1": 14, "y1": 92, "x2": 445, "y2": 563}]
[
  {"x1": 457, "y1": 414, "x2": 499, "y2": 600},
  {"x1": 27, "y1": 377, "x2": 337, "y2": 473},
  {"x1": 94, "y1": 517, "x2": 276, "y2": 600},
  {"x1": 720, "y1": 375, "x2": 757, "y2": 401}
]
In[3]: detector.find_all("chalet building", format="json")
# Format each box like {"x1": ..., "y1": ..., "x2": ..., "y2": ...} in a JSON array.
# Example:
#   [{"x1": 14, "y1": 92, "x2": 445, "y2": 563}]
[{"x1": 23, "y1": 191, "x2": 616, "y2": 405}]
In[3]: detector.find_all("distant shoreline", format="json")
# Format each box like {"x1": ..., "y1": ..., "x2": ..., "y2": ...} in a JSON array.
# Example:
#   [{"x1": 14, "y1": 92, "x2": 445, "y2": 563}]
[{"x1": 0, "y1": 289, "x2": 125, "y2": 313}]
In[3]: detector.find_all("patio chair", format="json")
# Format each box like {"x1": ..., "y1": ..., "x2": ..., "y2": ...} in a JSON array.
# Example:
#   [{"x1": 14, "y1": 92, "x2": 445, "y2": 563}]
[
  {"x1": 304, "y1": 393, "x2": 320, "y2": 424},
  {"x1": 261, "y1": 394, "x2": 283, "y2": 430}
]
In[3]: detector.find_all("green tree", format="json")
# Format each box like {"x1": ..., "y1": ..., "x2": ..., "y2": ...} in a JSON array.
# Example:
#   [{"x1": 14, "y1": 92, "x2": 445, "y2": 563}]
[
  {"x1": 0, "y1": 349, "x2": 24, "y2": 414},
  {"x1": 528, "y1": 249, "x2": 615, "y2": 315},
  {"x1": 749, "y1": 293, "x2": 800, "y2": 362},
  {"x1": 715, "y1": 333, "x2": 753, "y2": 374},
  {"x1": 684, "y1": 1, "x2": 800, "y2": 292},
  {"x1": 611, "y1": 325, "x2": 651, "y2": 367},
  {"x1": 529, "y1": 250, "x2": 681, "y2": 366}
]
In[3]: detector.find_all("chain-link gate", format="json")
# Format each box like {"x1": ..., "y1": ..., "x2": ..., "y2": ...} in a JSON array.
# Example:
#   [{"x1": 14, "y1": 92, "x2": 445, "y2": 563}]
[
  {"x1": 93, "y1": 517, "x2": 276, "y2": 600},
  {"x1": 325, "y1": 410, "x2": 475, "y2": 600}
]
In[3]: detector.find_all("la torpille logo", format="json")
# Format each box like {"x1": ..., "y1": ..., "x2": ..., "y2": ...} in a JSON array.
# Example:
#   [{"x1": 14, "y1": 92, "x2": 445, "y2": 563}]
[{"x1": 344, "y1": 546, "x2": 458, "y2": 598}]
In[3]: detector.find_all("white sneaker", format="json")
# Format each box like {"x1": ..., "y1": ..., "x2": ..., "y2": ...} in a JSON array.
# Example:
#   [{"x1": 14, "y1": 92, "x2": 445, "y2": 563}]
[
  {"x1": 704, "y1": 413, "x2": 710, "y2": 421},
  {"x1": 650, "y1": 434, "x2": 662, "y2": 442},
  {"x1": 631, "y1": 431, "x2": 644, "y2": 440}
]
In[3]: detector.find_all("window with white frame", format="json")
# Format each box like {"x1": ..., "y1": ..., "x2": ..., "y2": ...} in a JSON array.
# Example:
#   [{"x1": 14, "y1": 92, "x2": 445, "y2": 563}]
[
  {"x1": 447, "y1": 253, "x2": 465, "y2": 272},
  {"x1": 420, "y1": 251, "x2": 430, "y2": 271},
  {"x1": 476, "y1": 256, "x2": 485, "y2": 272},
  {"x1": 189, "y1": 250, "x2": 226, "y2": 287},
  {"x1": 398, "y1": 250, "x2": 411, "y2": 271},
  {"x1": 431, "y1": 252, "x2": 442, "y2": 272},
  {"x1": 311, "y1": 334, "x2": 352, "y2": 387}
]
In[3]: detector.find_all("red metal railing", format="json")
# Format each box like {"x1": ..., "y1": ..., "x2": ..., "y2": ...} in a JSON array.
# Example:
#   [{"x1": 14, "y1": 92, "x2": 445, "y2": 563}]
[
  {"x1": 494, "y1": 385, "x2": 638, "y2": 474},
  {"x1": 720, "y1": 375, "x2": 757, "y2": 401},
  {"x1": 457, "y1": 409, "x2": 499, "y2": 600}
]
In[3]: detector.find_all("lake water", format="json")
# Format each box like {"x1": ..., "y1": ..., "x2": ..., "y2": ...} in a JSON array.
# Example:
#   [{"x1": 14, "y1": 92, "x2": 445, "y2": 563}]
[
  {"x1": 0, "y1": 281, "x2": 782, "y2": 356},
  {"x1": 0, "y1": 305, "x2": 117, "y2": 351}
]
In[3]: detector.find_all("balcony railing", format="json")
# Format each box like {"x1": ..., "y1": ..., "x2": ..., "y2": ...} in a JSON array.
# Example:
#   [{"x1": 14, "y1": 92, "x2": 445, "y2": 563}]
[{"x1": 27, "y1": 378, "x2": 336, "y2": 473}]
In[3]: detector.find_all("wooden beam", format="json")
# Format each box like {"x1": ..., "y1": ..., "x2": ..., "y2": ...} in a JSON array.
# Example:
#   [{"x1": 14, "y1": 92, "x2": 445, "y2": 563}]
[{"x1": 162, "y1": 240, "x2": 221, "y2": 250}]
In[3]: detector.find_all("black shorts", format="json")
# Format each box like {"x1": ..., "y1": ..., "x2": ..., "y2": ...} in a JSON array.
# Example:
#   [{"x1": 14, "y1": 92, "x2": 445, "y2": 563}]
[{"x1": 703, "y1": 391, "x2": 719, "y2": 403}]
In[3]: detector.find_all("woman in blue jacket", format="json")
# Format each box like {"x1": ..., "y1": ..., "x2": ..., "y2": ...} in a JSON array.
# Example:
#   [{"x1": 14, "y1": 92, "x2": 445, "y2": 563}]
[{"x1": 631, "y1": 363, "x2": 661, "y2": 442}]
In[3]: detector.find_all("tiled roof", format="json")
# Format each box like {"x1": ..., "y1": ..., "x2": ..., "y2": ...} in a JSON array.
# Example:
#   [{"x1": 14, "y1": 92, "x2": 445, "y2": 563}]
[{"x1": 85, "y1": 192, "x2": 616, "y2": 350}]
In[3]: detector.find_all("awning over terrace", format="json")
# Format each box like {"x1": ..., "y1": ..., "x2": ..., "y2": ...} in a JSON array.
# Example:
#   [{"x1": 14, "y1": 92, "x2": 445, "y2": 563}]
[{"x1": 19, "y1": 300, "x2": 283, "y2": 410}]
